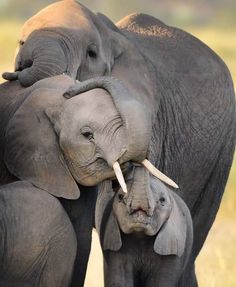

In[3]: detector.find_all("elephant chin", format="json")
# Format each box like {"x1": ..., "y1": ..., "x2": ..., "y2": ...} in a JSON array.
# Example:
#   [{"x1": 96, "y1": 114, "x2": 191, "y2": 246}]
[{"x1": 117, "y1": 213, "x2": 158, "y2": 236}]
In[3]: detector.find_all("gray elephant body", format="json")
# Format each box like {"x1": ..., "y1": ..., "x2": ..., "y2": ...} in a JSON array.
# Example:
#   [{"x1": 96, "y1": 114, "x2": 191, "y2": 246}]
[
  {"x1": 0, "y1": 74, "x2": 151, "y2": 286},
  {"x1": 95, "y1": 176, "x2": 193, "y2": 287},
  {"x1": 0, "y1": 181, "x2": 77, "y2": 287},
  {"x1": 103, "y1": 235, "x2": 190, "y2": 287},
  {"x1": 64, "y1": 12, "x2": 235, "y2": 284},
  {"x1": 2, "y1": 2, "x2": 236, "y2": 286},
  {"x1": 0, "y1": 77, "x2": 98, "y2": 287}
]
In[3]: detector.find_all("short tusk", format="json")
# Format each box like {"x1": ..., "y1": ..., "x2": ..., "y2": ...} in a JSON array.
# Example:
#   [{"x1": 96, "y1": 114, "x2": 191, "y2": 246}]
[
  {"x1": 113, "y1": 161, "x2": 128, "y2": 193},
  {"x1": 142, "y1": 159, "x2": 179, "y2": 189}
]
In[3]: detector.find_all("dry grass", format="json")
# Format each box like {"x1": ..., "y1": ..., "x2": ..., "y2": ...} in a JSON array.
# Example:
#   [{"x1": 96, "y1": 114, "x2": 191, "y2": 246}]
[{"x1": 0, "y1": 21, "x2": 235, "y2": 287}]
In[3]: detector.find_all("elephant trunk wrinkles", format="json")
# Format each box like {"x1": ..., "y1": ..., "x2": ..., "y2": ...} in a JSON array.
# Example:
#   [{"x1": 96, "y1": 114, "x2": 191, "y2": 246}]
[
  {"x1": 63, "y1": 76, "x2": 152, "y2": 165},
  {"x1": 18, "y1": 41, "x2": 68, "y2": 87},
  {"x1": 3, "y1": 30, "x2": 76, "y2": 87},
  {"x1": 126, "y1": 166, "x2": 155, "y2": 216}
]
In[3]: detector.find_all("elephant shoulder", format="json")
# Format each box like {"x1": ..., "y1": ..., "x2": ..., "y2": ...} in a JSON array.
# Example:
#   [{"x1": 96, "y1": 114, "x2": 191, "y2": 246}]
[{"x1": 116, "y1": 13, "x2": 169, "y2": 37}]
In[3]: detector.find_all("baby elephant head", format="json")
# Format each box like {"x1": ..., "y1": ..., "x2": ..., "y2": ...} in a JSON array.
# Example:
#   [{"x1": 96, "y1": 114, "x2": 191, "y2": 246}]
[{"x1": 96, "y1": 168, "x2": 189, "y2": 257}]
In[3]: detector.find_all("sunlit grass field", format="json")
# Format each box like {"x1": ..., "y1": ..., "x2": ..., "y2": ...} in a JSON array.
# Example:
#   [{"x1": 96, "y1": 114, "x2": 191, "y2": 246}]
[{"x1": 0, "y1": 20, "x2": 235, "y2": 287}]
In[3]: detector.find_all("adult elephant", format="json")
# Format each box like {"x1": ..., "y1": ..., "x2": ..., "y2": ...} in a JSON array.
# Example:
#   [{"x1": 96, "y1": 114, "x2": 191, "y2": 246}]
[{"x1": 2, "y1": 1, "x2": 236, "y2": 285}]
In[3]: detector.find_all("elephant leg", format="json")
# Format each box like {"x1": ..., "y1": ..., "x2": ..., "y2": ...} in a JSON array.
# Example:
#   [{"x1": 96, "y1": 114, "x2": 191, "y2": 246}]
[
  {"x1": 179, "y1": 133, "x2": 235, "y2": 287},
  {"x1": 193, "y1": 123, "x2": 235, "y2": 257},
  {"x1": 145, "y1": 258, "x2": 182, "y2": 287},
  {"x1": 60, "y1": 186, "x2": 98, "y2": 287},
  {"x1": 177, "y1": 261, "x2": 198, "y2": 287},
  {"x1": 103, "y1": 252, "x2": 135, "y2": 287},
  {"x1": 0, "y1": 181, "x2": 77, "y2": 287}
]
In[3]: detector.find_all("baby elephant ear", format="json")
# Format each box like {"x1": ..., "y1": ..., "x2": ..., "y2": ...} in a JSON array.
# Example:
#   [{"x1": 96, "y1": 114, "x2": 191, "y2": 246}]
[
  {"x1": 4, "y1": 87, "x2": 80, "y2": 200},
  {"x1": 96, "y1": 181, "x2": 122, "y2": 251},
  {"x1": 154, "y1": 192, "x2": 188, "y2": 257}
]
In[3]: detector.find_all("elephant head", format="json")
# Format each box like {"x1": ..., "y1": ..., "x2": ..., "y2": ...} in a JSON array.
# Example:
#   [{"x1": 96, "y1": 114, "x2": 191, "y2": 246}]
[
  {"x1": 96, "y1": 170, "x2": 189, "y2": 257},
  {"x1": 4, "y1": 74, "x2": 177, "y2": 200},
  {"x1": 3, "y1": 75, "x2": 152, "y2": 199},
  {"x1": 2, "y1": 0, "x2": 122, "y2": 86},
  {"x1": 2, "y1": 0, "x2": 157, "y2": 132}
]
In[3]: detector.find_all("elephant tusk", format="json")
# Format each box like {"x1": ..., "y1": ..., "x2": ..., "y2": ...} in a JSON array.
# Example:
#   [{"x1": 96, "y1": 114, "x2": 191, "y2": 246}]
[
  {"x1": 142, "y1": 159, "x2": 179, "y2": 189},
  {"x1": 113, "y1": 162, "x2": 128, "y2": 193}
]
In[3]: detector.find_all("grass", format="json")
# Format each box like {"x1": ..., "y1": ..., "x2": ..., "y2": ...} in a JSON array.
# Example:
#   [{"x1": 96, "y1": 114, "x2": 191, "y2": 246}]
[
  {"x1": 0, "y1": 20, "x2": 235, "y2": 287},
  {"x1": 0, "y1": 20, "x2": 23, "y2": 75}
]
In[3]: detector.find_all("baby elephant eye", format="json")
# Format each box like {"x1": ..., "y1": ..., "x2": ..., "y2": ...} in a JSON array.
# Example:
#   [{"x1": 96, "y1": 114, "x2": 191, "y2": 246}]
[
  {"x1": 81, "y1": 129, "x2": 94, "y2": 141},
  {"x1": 118, "y1": 193, "x2": 124, "y2": 201},
  {"x1": 160, "y1": 197, "x2": 166, "y2": 204}
]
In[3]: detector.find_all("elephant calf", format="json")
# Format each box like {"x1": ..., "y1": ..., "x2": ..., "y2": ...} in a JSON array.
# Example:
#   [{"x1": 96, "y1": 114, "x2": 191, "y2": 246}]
[
  {"x1": 96, "y1": 168, "x2": 193, "y2": 287},
  {"x1": 0, "y1": 181, "x2": 77, "y2": 287}
]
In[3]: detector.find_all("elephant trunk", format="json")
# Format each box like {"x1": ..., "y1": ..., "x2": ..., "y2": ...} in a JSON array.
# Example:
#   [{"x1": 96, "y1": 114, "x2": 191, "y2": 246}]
[
  {"x1": 126, "y1": 166, "x2": 155, "y2": 216},
  {"x1": 2, "y1": 30, "x2": 72, "y2": 87},
  {"x1": 64, "y1": 76, "x2": 152, "y2": 164}
]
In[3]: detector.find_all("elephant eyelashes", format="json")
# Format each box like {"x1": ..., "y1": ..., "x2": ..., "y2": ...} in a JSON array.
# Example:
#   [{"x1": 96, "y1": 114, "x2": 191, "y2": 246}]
[
  {"x1": 81, "y1": 131, "x2": 94, "y2": 140},
  {"x1": 81, "y1": 127, "x2": 94, "y2": 140}
]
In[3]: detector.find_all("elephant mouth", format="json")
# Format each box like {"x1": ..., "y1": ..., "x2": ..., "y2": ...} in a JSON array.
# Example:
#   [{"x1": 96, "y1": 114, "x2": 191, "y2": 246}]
[
  {"x1": 131, "y1": 210, "x2": 150, "y2": 223},
  {"x1": 68, "y1": 157, "x2": 131, "y2": 186},
  {"x1": 122, "y1": 210, "x2": 158, "y2": 235},
  {"x1": 126, "y1": 221, "x2": 156, "y2": 235}
]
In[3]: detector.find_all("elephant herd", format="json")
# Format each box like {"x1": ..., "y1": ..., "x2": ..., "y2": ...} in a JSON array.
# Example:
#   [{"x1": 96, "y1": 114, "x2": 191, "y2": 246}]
[{"x1": 0, "y1": 1, "x2": 235, "y2": 286}]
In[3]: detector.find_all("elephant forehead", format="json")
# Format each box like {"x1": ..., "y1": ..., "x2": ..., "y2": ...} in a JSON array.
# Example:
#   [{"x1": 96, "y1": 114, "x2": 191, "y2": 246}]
[
  {"x1": 62, "y1": 89, "x2": 120, "y2": 122},
  {"x1": 20, "y1": 1, "x2": 94, "y2": 41}
]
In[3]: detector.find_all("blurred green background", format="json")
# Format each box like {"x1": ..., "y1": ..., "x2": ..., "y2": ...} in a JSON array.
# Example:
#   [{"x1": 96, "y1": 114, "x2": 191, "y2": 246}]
[{"x1": 0, "y1": 1, "x2": 235, "y2": 286}]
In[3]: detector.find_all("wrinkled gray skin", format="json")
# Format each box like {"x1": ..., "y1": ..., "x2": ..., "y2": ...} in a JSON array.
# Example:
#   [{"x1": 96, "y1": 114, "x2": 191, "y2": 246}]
[
  {"x1": 95, "y1": 173, "x2": 193, "y2": 287},
  {"x1": 0, "y1": 77, "x2": 96, "y2": 287},
  {"x1": 0, "y1": 75, "x2": 150, "y2": 286},
  {"x1": 0, "y1": 181, "x2": 77, "y2": 287},
  {"x1": 2, "y1": 1, "x2": 236, "y2": 286}
]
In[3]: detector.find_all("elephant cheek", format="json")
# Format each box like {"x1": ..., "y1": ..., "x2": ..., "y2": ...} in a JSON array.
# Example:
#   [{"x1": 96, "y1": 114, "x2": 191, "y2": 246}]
[{"x1": 73, "y1": 162, "x2": 115, "y2": 186}]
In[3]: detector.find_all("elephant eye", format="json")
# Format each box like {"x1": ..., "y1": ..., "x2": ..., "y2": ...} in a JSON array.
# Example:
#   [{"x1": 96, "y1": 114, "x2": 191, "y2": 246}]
[
  {"x1": 160, "y1": 197, "x2": 166, "y2": 204},
  {"x1": 19, "y1": 40, "x2": 25, "y2": 46},
  {"x1": 118, "y1": 193, "x2": 124, "y2": 201},
  {"x1": 87, "y1": 44, "x2": 97, "y2": 59},
  {"x1": 81, "y1": 128, "x2": 94, "y2": 141}
]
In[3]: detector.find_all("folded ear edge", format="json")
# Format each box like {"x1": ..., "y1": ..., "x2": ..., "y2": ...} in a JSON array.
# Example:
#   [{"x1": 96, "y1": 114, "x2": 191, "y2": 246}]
[
  {"x1": 4, "y1": 88, "x2": 81, "y2": 200},
  {"x1": 103, "y1": 211, "x2": 122, "y2": 251},
  {"x1": 153, "y1": 193, "x2": 188, "y2": 257}
]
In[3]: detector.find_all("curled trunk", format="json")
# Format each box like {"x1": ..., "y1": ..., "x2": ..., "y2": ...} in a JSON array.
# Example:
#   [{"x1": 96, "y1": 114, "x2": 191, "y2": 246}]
[{"x1": 2, "y1": 30, "x2": 71, "y2": 87}]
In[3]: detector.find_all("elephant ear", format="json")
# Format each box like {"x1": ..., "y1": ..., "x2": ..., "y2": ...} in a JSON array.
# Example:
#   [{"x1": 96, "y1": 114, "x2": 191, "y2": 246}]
[
  {"x1": 154, "y1": 192, "x2": 187, "y2": 257},
  {"x1": 4, "y1": 86, "x2": 80, "y2": 199},
  {"x1": 96, "y1": 181, "x2": 122, "y2": 251}
]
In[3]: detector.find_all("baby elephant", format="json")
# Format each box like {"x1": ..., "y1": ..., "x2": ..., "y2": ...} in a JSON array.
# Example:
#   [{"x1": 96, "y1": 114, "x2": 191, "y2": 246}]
[{"x1": 96, "y1": 166, "x2": 193, "y2": 287}]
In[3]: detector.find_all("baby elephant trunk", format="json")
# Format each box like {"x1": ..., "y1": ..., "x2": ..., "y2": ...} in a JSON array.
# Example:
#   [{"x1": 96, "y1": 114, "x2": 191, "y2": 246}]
[{"x1": 126, "y1": 166, "x2": 155, "y2": 216}]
